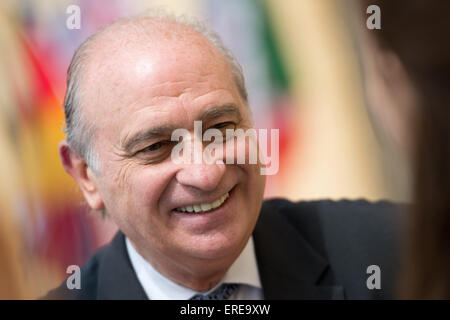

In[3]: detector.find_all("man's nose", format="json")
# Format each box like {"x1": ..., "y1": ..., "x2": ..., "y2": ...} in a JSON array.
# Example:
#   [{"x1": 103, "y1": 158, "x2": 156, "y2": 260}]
[{"x1": 175, "y1": 162, "x2": 226, "y2": 192}]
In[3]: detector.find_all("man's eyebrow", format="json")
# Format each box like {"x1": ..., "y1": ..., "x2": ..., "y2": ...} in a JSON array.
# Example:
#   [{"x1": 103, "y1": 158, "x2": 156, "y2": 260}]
[
  {"x1": 122, "y1": 105, "x2": 242, "y2": 154},
  {"x1": 199, "y1": 104, "x2": 243, "y2": 123},
  {"x1": 122, "y1": 124, "x2": 177, "y2": 154}
]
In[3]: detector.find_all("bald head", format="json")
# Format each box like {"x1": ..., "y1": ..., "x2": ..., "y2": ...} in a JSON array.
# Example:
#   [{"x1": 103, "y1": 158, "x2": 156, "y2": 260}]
[{"x1": 63, "y1": 14, "x2": 247, "y2": 172}]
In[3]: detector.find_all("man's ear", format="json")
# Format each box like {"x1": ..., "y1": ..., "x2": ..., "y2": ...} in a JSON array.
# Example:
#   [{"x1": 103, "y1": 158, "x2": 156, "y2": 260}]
[{"x1": 59, "y1": 140, "x2": 104, "y2": 210}]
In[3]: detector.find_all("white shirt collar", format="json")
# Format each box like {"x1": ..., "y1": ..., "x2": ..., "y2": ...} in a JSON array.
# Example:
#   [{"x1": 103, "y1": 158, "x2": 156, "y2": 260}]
[{"x1": 126, "y1": 236, "x2": 262, "y2": 300}]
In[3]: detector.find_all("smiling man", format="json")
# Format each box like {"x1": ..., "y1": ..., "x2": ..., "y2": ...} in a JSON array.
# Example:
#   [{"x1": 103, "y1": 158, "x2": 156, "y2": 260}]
[{"x1": 47, "y1": 14, "x2": 401, "y2": 300}]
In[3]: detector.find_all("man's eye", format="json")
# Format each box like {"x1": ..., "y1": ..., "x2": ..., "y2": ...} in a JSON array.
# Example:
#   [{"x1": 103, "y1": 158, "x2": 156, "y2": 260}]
[
  {"x1": 141, "y1": 141, "x2": 169, "y2": 153},
  {"x1": 134, "y1": 141, "x2": 173, "y2": 164},
  {"x1": 212, "y1": 122, "x2": 236, "y2": 130}
]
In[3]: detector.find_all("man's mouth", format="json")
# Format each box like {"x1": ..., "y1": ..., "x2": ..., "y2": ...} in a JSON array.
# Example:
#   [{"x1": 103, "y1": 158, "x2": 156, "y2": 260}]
[{"x1": 175, "y1": 191, "x2": 230, "y2": 214}]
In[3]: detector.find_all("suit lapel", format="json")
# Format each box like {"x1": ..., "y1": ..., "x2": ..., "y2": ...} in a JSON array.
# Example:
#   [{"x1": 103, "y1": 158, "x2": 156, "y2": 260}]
[
  {"x1": 97, "y1": 232, "x2": 148, "y2": 299},
  {"x1": 253, "y1": 200, "x2": 344, "y2": 299}
]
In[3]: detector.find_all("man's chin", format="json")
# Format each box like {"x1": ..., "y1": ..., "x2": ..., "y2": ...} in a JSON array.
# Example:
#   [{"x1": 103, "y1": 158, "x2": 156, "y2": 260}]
[{"x1": 179, "y1": 234, "x2": 246, "y2": 261}]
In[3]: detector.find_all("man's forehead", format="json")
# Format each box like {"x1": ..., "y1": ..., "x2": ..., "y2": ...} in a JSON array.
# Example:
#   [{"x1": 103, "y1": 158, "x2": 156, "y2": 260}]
[
  {"x1": 82, "y1": 45, "x2": 232, "y2": 117},
  {"x1": 79, "y1": 18, "x2": 235, "y2": 120},
  {"x1": 83, "y1": 18, "x2": 218, "y2": 78}
]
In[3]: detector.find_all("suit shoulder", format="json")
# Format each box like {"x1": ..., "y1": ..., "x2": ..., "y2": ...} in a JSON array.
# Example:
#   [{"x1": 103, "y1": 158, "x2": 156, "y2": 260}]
[
  {"x1": 262, "y1": 198, "x2": 403, "y2": 236},
  {"x1": 304, "y1": 198, "x2": 403, "y2": 242},
  {"x1": 261, "y1": 198, "x2": 404, "y2": 299}
]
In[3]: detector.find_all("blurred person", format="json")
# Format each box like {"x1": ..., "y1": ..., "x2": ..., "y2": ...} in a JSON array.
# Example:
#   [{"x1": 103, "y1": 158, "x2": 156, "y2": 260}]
[
  {"x1": 46, "y1": 13, "x2": 402, "y2": 300},
  {"x1": 358, "y1": 0, "x2": 450, "y2": 299}
]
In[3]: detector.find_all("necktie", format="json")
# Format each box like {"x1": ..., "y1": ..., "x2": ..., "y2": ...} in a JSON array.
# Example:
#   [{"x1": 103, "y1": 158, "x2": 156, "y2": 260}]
[{"x1": 190, "y1": 283, "x2": 238, "y2": 300}]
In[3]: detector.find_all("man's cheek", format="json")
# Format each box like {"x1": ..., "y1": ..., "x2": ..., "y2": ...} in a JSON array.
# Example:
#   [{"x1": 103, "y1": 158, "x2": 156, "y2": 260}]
[
  {"x1": 223, "y1": 136, "x2": 254, "y2": 165},
  {"x1": 130, "y1": 172, "x2": 165, "y2": 208},
  {"x1": 111, "y1": 160, "x2": 138, "y2": 190}
]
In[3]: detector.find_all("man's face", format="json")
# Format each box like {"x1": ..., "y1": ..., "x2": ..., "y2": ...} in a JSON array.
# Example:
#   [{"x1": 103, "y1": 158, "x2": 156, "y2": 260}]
[{"x1": 82, "y1": 35, "x2": 266, "y2": 266}]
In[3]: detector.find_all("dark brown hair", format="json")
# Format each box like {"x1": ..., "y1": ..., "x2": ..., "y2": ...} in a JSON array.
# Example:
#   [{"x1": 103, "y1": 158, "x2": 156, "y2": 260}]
[{"x1": 360, "y1": 0, "x2": 450, "y2": 298}]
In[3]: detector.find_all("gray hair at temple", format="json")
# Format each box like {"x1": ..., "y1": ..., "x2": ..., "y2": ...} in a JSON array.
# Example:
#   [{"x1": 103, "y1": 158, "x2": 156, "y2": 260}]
[{"x1": 62, "y1": 12, "x2": 248, "y2": 173}]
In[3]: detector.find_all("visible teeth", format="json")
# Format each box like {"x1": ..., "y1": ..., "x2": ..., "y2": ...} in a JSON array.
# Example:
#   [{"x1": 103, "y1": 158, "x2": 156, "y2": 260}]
[
  {"x1": 176, "y1": 192, "x2": 230, "y2": 213},
  {"x1": 211, "y1": 199, "x2": 221, "y2": 209},
  {"x1": 200, "y1": 203, "x2": 212, "y2": 211}
]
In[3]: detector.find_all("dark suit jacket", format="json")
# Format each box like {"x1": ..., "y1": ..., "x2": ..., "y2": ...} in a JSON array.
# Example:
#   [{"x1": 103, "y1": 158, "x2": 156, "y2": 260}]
[{"x1": 45, "y1": 199, "x2": 403, "y2": 299}]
